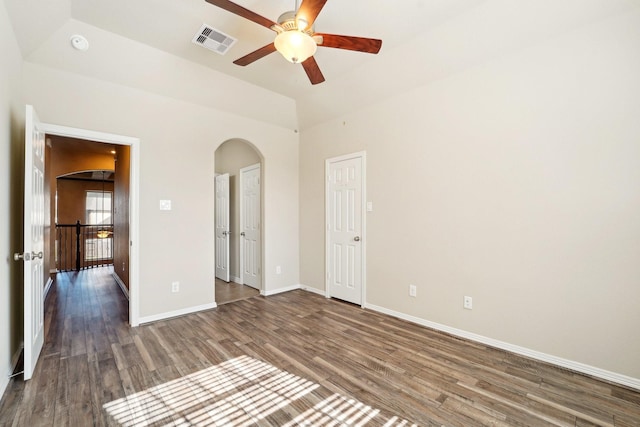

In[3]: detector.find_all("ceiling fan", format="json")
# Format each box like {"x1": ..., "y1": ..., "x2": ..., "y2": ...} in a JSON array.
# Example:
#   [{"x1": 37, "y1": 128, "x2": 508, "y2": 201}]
[{"x1": 204, "y1": 0, "x2": 382, "y2": 85}]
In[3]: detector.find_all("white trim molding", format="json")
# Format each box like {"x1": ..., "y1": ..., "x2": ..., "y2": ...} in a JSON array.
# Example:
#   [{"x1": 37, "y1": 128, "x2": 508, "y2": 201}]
[
  {"x1": 364, "y1": 302, "x2": 640, "y2": 391},
  {"x1": 138, "y1": 302, "x2": 217, "y2": 325},
  {"x1": 10, "y1": 344, "x2": 23, "y2": 376},
  {"x1": 261, "y1": 284, "x2": 301, "y2": 296},
  {"x1": 0, "y1": 343, "x2": 24, "y2": 400},
  {"x1": 112, "y1": 273, "x2": 129, "y2": 299},
  {"x1": 0, "y1": 376, "x2": 7, "y2": 401}
]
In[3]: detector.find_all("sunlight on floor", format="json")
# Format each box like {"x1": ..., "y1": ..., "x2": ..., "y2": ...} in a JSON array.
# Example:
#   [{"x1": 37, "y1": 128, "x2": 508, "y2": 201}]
[{"x1": 103, "y1": 355, "x2": 417, "y2": 426}]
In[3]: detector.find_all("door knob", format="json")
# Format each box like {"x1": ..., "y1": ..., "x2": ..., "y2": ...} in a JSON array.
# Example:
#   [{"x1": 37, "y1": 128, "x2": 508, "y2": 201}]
[
  {"x1": 222, "y1": 231, "x2": 227, "y2": 236},
  {"x1": 354, "y1": 236, "x2": 360, "y2": 242},
  {"x1": 240, "y1": 232, "x2": 245, "y2": 236},
  {"x1": 14, "y1": 251, "x2": 41, "y2": 261}
]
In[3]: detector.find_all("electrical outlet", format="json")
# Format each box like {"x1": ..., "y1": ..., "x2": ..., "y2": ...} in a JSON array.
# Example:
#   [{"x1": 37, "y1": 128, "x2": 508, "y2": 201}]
[
  {"x1": 409, "y1": 284, "x2": 417, "y2": 297},
  {"x1": 464, "y1": 296, "x2": 473, "y2": 310},
  {"x1": 276, "y1": 265, "x2": 282, "y2": 274},
  {"x1": 171, "y1": 281, "x2": 180, "y2": 293}
]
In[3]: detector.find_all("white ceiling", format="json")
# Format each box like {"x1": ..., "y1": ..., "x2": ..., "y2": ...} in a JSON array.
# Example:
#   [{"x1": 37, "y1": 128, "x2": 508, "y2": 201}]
[{"x1": 5, "y1": 0, "x2": 640, "y2": 129}]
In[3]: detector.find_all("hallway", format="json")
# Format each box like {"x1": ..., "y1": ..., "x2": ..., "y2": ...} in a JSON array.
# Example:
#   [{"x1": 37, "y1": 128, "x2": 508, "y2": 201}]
[
  {"x1": 214, "y1": 278, "x2": 260, "y2": 305},
  {"x1": 0, "y1": 268, "x2": 129, "y2": 425}
]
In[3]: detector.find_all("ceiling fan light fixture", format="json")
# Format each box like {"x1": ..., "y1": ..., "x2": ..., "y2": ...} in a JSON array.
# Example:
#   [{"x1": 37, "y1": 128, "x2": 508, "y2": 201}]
[{"x1": 274, "y1": 30, "x2": 317, "y2": 63}]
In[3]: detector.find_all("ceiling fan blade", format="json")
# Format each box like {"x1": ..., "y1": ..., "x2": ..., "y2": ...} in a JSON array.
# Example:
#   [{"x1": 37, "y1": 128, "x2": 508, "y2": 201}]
[
  {"x1": 301, "y1": 56, "x2": 325, "y2": 85},
  {"x1": 296, "y1": 0, "x2": 327, "y2": 29},
  {"x1": 315, "y1": 33, "x2": 382, "y2": 54},
  {"x1": 205, "y1": 0, "x2": 278, "y2": 30},
  {"x1": 233, "y1": 43, "x2": 277, "y2": 66}
]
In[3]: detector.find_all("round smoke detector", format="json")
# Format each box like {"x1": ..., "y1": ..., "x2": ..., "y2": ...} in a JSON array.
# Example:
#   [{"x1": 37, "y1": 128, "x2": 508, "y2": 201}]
[{"x1": 70, "y1": 35, "x2": 89, "y2": 51}]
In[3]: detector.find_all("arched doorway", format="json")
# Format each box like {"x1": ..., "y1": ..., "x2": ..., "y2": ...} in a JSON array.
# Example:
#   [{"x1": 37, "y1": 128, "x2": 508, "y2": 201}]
[{"x1": 214, "y1": 139, "x2": 263, "y2": 305}]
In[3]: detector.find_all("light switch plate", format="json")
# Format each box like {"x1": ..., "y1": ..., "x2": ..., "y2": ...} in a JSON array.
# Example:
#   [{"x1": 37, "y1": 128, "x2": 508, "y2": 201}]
[
  {"x1": 366, "y1": 201, "x2": 373, "y2": 212},
  {"x1": 160, "y1": 200, "x2": 172, "y2": 211}
]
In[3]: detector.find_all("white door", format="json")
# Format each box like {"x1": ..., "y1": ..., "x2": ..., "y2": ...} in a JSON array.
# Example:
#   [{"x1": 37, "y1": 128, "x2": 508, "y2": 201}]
[
  {"x1": 215, "y1": 173, "x2": 230, "y2": 282},
  {"x1": 240, "y1": 164, "x2": 260, "y2": 289},
  {"x1": 326, "y1": 153, "x2": 365, "y2": 305},
  {"x1": 16, "y1": 105, "x2": 46, "y2": 380}
]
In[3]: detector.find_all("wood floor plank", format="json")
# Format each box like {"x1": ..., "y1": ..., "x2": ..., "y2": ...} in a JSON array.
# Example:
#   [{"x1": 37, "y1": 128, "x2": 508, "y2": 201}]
[
  {"x1": 1, "y1": 268, "x2": 639, "y2": 426},
  {"x1": 215, "y1": 278, "x2": 260, "y2": 305},
  {"x1": 53, "y1": 354, "x2": 93, "y2": 427}
]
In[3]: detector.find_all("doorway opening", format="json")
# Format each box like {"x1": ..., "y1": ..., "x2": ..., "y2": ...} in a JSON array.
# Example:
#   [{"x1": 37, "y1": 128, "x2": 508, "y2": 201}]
[
  {"x1": 214, "y1": 139, "x2": 263, "y2": 305},
  {"x1": 48, "y1": 136, "x2": 129, "y2": 298},
  {"x1": 39, "y1": 119, "x2": 140, "y2": 326}
]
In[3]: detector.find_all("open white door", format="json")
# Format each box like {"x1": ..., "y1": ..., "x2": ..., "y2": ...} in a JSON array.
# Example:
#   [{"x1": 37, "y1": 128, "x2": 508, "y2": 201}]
[
  {"x1": 240, "y1": 164, "x2": 260, "y2": 289},
  {"x1": 326, "y1": 153, "x2": 365, "y2": 305},
  {"x1": 215, "y1": 173, "x2": 230, "y2": 282},
  {"x1": 15, "y1": 105, "x2": 46, "y2": 380}
]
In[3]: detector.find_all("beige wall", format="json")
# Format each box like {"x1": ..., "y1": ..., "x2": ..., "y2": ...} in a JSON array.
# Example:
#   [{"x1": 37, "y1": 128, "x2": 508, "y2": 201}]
[
  {"x1": 0, "y1": 0, "x2": 24, "y2": 398},
  {"x1": 22, "y1": 61, "x2": 300, "y2": 319},
  {"x1": 215, "y1": 139, "x2": 261, "y2": 281},
  {"x1": 300, "y1": 10, "x2": 640, "y2": 380}
]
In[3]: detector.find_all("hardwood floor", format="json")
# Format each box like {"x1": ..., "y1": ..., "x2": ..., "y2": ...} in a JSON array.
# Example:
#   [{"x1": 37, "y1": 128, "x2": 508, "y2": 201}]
[
  {"x1": 215, "y1": 278, "x2": 260, "y2": 305},
  {"x1": 1, "y1": 268, "x2": 639, "y2": 426}
]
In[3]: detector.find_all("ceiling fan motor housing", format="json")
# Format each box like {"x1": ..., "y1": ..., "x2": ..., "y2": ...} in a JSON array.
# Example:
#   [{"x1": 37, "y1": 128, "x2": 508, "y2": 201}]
[{"x1": 276, "y1": 11, "x2": 314, "y2": 34}]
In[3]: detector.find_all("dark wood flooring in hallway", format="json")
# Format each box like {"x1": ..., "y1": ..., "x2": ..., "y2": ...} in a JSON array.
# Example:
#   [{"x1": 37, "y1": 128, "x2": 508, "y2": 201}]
[
  {"x1": 0, "y1": 268, "x2": 639, "y2": 426},
  {"x1": 214, "y1": 278, "x2": 260, "y2": 306}
]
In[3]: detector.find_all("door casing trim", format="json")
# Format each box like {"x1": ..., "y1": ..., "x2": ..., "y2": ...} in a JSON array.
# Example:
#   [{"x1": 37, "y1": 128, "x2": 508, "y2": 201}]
[{"x1": 40, "y1": 122, "x2": 141, "y2": 326}]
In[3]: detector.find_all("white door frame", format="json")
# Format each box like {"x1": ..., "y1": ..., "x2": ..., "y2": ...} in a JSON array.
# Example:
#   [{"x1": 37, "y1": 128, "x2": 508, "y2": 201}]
[
  {"x1": 40, "y1": 122, "x2": 141, "y2": 326},
  {"x1": 239, "y1": 163, "x2": 261, "y2": 290},
  {"x1": 325, "y1": 151, "x2": 366, "y2": 307}
]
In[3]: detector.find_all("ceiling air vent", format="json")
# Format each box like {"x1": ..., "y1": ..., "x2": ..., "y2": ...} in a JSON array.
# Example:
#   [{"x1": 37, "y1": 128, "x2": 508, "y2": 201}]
[{"x1": 192, "y1": 24, "x2": 237, "y2": 55}]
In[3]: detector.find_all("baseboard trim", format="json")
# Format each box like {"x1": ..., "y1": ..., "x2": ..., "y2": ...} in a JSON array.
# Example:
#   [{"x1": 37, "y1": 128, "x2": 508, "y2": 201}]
[
  {"x1": 363, "y1": 302, "x2": 640, "y2": 391},
  {"x1": 261, "y1": 284, "x2": 301, "y2": 296},
  {"x1": 10, "y1": 343, "x2": 23, "y2": 375},
  {"x1": 43, "y1": 277, "x2": 54, "y2": 299},
  {"x1": 112, "y1": 273, "x2": 130, "y2": 300},
  {"x1": 1, "y1": 343, "x2": 24, "y2": 401},
  {"x1": 0, "y1": 376, "x2": 7, "y2": 403},
  {"x1": 300, "y1": 285, "x2": 325, "y2": 296},
  {"x1": 138, "y1": 302, "x2": 217, "y2": 325}
]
